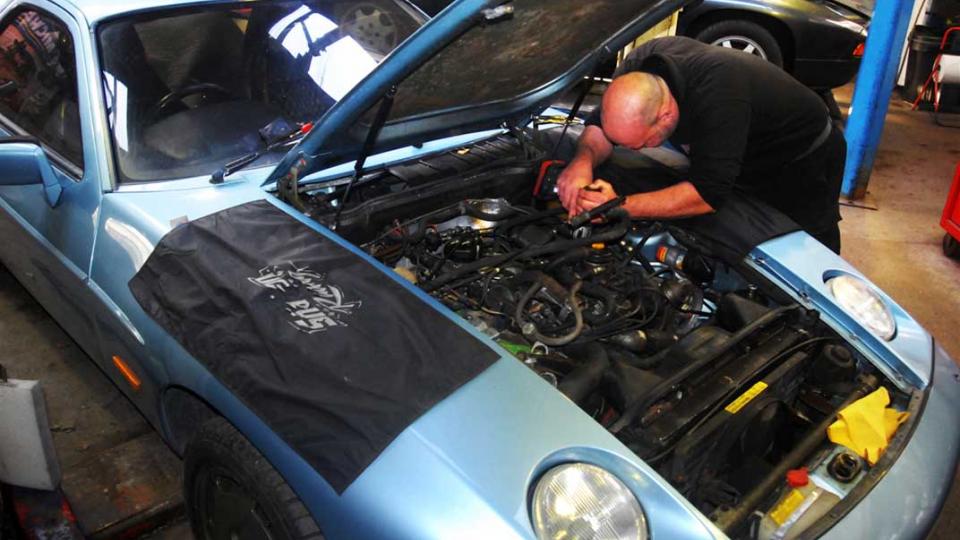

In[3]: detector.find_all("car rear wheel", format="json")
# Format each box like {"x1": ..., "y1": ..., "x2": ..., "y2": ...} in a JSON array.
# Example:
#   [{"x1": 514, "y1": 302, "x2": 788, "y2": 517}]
[
  {"x1": 184, "y1": 417, "x2": 324, "y2": 540},
  {"x1": 695, "y1": 20, "x2": 784, "y2": 68}
]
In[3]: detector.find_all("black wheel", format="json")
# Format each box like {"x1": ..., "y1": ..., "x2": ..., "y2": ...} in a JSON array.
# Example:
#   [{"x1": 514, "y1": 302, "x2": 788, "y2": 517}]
[
  {"x1": 184, "y1": 417, "x2": 324, "y2": 540},
  {"x1": 944, "y1": 233, "x2": 960, "y2": 259},
  {"x1": 695, "y1": 20, "x2": 784, "y2": 67}
]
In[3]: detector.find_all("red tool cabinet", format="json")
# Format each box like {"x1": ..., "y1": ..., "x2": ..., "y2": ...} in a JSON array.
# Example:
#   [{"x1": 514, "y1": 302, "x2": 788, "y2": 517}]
[{"x1": 942, "y1": 163, "x2": 960, "y2": 258}]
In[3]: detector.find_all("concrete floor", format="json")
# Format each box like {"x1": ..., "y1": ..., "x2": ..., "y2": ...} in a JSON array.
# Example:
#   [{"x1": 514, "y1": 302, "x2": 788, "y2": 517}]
[
  {"x1": 0, "y1": 264, "x2": 183, "y2": 538},
  {"x1": 1, "y1": 86, "x2": 959, "y2": 538},
  {"x1": 832, "y1": 86, "x2": 960, "y2": 539}
]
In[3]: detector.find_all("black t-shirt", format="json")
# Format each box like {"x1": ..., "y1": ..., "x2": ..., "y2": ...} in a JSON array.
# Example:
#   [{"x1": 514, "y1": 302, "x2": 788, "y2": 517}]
[{"x1": 586, "y1": 37, "x2": 829, "y2": 210}]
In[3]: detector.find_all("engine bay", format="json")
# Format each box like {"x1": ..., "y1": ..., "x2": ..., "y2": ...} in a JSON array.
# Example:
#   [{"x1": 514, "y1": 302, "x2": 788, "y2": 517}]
[{"x1": 291, "y1": 131, "x2": 915, "y2": 538}]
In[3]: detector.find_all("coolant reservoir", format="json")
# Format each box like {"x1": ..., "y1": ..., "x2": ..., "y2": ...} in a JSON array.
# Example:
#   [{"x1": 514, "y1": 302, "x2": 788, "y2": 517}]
[{"x1": 758, "y1": 483, "x2": 841, "y2": 540}]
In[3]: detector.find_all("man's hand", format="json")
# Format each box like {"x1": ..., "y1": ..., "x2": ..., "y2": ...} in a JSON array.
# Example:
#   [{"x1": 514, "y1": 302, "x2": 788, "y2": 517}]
[
  {"x1": 556, "y1": 160, "x2": 593, "y2": 215},
  {"x1": 556, "y1": 125, "x2": 615, "y2": 215},
  {"x1": 576, "y1": 180, "x2": 618, "y2": 213}
]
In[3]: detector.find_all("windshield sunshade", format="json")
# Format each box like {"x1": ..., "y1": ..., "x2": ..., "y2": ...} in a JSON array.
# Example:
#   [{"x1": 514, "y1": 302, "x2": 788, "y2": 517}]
[{"x1": 97, "y1": 1, "x2": 420, "y2": 182}]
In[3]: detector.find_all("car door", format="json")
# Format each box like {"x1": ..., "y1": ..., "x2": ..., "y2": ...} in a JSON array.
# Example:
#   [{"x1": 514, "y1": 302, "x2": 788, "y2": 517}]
[{"x1": 0, "y1": 2, "x2": 103, "y2": 361}]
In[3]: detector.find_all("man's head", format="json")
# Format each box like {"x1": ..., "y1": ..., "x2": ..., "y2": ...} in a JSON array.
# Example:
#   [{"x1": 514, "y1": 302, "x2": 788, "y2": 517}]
[{"x1": 600, "y1": 72, "x2": 679, "y2": 150}]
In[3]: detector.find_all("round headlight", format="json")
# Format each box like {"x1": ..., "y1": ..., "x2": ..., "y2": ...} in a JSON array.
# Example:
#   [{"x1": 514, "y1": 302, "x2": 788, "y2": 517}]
[
  {"x1": 826, "y1": 274, "x2": 896, "y2": 341},
  {"x1": 531, "y1": 463, "x2": 647, "y2": 540}
]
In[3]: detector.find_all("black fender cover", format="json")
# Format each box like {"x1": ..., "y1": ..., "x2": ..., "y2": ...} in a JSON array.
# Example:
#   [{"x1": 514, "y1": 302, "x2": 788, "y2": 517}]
[{"x1": 129, "y1": 199, "x2": 499, "y2": 492}]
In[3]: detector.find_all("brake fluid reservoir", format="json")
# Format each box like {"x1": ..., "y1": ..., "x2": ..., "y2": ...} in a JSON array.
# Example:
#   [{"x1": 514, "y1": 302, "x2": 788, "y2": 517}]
[{"x1": 758, "y1": 483, "x2": 841, "y2": 540}]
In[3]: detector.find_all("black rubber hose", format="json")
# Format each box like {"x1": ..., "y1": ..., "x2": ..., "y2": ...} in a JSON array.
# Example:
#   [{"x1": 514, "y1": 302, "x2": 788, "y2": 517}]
[
  {"x1": 578, "y1": 281, "x2": 619, "y2": 325},
  {"x1": 558, "y1": 343, "x2": 610, "y2": 404},
  {"x1": 633, "y1": 223, "x2": 660, "y2": 275},
  {"x1": 607, "y1": 346, "x2": 671, "y2": 370},
  {"x1": 569, "y1": 195, "x2": 628, "y2": 228},
  {"x1": 423, "y1": 208, "x2": 630, "y2": 292},
  {"x1": 381, "y1": 205, "x2": 464, "y2": 245},
  {"x1": 496, "y1": 206, "x2": 567, "y2": 232},
  {"x1": 545, "y1": 246, "x2": 592, "y2": 271},
  {"x1": 376, "y1": 200, "x2": 517, "y2": 246},
  {"x1": 516, "y1": 280, "x2": 585, "y2": 347}
]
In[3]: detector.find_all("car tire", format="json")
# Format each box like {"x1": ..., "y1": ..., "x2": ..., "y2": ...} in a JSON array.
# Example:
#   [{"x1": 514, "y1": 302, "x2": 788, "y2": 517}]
[
  {"x1": 184, "y1": 417, "x2": 324, "y2": 540},
  {"x1": 943, "y1": 233, "x2": 960, "y2": 259},
  {"x1": 695, "y1": 20, "x2": 784, "y2": 67}
]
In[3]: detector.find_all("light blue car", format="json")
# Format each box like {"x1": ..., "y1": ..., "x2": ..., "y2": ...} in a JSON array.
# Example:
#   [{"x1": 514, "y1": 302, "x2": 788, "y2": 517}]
[{"x1": 0, "y1": 0, "x2": 956, "y2": 539}]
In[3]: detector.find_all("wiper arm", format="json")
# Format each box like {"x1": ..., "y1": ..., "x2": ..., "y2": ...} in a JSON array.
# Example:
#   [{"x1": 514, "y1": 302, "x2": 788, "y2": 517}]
[
  {"x1": 210, "y1": 152, "x2": 263, "y2": 184},
  {"x1": 331, "y1": 85, "x2": 397, "y2": 231},
  {"x1": 210, "y1": 121, "x2": 312, "y2": 184}
]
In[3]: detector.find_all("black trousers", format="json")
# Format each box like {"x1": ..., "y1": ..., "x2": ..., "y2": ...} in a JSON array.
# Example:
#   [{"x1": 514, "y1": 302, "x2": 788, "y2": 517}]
[{"x1": 754, "y1": 125, "x2": 846, "y2": 254}]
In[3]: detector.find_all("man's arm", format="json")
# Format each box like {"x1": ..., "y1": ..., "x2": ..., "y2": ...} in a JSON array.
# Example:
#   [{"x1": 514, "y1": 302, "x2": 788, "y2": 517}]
[
  {"x1": 577, "y1": 179, "x2": 715, "y2": 218},
  {"x1": 556, "y1": 125, "x2": 614, "y2": 213}
]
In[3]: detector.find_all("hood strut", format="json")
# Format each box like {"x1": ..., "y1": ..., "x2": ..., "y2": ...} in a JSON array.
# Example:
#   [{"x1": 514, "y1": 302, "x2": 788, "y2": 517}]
[{"x1": 331, "y1": 85, "x2": 398, "y2": 231}]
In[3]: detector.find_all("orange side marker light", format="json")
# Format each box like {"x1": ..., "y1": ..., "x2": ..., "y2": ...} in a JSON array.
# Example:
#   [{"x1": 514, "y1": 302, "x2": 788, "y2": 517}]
[{"x1": 112, "y1": 355, "x2": 142, "y2": 391}]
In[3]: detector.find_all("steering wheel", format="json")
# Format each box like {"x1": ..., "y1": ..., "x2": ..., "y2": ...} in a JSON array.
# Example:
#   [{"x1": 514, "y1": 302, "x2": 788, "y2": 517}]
[{"x1": 152, "y1": 82, "x2": 233, "y2": 119}]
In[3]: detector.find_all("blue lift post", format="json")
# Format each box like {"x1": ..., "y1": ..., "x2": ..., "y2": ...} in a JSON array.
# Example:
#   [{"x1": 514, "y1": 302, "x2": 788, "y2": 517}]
[{"x1": 842, "y1": 0, "x2": 915, "y2": 199}]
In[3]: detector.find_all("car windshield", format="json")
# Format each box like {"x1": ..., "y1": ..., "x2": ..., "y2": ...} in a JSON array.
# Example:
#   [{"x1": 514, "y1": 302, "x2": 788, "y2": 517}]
[{"x1": 97, "y1": 1, "x2": 421, "y2": 183}]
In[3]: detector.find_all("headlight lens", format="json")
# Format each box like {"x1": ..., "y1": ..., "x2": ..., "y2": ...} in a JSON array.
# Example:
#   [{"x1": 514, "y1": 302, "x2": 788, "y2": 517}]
[
  {"x1": 826, "y1": 275, "x2": 896, "y2": 341},
  {"x1": 531, "y1": 463, "x2": 647, "y2": 540}
]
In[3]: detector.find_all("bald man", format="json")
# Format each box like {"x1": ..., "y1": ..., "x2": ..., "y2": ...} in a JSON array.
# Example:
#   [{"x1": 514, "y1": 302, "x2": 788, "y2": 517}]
[{"x1": 557, "y1": 37, "x2": 845, "y2": 253}]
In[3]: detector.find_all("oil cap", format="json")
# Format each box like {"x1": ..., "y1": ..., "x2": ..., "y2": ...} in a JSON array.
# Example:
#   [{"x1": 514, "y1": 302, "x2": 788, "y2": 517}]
[{"x1": 786, "y1": 467, "x2": 809, "y2": 488}]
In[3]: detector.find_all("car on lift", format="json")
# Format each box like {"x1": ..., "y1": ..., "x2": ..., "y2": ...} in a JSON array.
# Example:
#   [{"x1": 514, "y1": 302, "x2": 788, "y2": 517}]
[{"x1": 0, "y1": 1, "x2": 956, "y2": 540}]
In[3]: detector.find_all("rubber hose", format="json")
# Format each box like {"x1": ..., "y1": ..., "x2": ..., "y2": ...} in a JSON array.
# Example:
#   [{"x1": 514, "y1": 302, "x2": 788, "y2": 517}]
[
  {"x1": 557, "y1": 343, "x2": 610, "y2": 404},
  {"x1": 545, "y1": 246, "x2": 592, "y2": 271},
  {"x1": 607, "y1": 346, "x2": 671, "y2": 370},
  {"x1": 515, "y1": 280, "x2": 585, "y2": 347},
  {"x1": 578, "y1": 281, "x2": 619, "y2": 324},
  {"x1": 423, "y1": 208, "x2": 630, "y2": 292}
]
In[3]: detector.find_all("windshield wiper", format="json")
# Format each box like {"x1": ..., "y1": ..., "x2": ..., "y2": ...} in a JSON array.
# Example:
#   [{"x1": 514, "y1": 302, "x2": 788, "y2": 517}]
[
  {"x1": 331, "y1": 85, "x2": 397, "y2": 231},
  {"x1": 210, "y1": 121, "x2": 312, "y2": 184}
]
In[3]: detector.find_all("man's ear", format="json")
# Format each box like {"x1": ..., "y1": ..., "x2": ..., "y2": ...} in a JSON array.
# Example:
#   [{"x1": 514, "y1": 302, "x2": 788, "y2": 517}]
[{"x1": 657, "y1": 104, "x2": 677, "y2": 127}]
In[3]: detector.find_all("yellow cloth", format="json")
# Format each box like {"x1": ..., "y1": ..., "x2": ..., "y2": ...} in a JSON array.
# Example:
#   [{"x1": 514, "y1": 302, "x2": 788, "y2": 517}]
[{"x1": 827, "y1": 387, "x2": 910, "y2": 465}]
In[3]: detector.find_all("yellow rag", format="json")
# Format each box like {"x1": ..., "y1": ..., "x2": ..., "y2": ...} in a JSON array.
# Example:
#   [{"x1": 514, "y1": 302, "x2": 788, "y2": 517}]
[{"x1": 827, "y1": 387, "x2": 909, "y2": 465}]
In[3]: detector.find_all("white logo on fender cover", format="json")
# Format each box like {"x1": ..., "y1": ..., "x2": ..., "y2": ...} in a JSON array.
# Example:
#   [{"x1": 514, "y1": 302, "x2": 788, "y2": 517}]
[{"x1": 248, "y1": 262, "x2": 361, "y2": 334}]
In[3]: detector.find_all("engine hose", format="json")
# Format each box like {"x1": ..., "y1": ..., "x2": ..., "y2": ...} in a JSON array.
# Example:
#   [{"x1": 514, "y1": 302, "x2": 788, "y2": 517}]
[
  {"x1": 380, "y1": 205, "x2": 464, "y2": 245},
  {"x1": 422, "y1": 208, "x2": 630, "y2": 292},
  {"x1": 607, "y1": 346, "x2": 671, "y2": 370},
  {"x1": 496, "y1": 206, "x2": 567, "y2": 231},
  {"x1": 557, "y1": 343, "x2": 610, "y2": 404},
  {"x1": 376, "y1": 201, "x2": 514, "y2": 246},
  {"x1": 578, "y1": 281, "x2": 619, "y2": 325},
  {"x1": 545, "y1": 246, "x2": 592, "y2": 271},
  {"x1": 633, "y1": 223, "x2": 660, "y2": 275},
  {"x1": 515, "y1": 280, "x2": 584, "y2": 347}
]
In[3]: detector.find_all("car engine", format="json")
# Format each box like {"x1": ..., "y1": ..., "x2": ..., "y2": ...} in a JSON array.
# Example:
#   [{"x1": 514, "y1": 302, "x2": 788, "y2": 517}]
[{"x1": 294, "y1": 132, "x2": 911, "y2": 537}]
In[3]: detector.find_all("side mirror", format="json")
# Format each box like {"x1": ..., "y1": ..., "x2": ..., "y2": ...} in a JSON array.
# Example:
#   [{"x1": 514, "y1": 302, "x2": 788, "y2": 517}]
[{"x1": 0, "y1": 136, "x2": 63, "y2": 207}]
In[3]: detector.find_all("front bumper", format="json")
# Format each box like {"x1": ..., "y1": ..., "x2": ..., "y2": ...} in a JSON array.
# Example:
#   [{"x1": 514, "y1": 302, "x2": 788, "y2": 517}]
[{"x1": 820, "y1": 343, "x2": 960, "y2": 539}]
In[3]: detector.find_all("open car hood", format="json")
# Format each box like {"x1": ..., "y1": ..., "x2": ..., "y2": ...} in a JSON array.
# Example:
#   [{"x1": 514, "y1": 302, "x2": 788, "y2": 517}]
[{"x1": 266, "y1": 0, "x2": 691, "y2": 186}]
